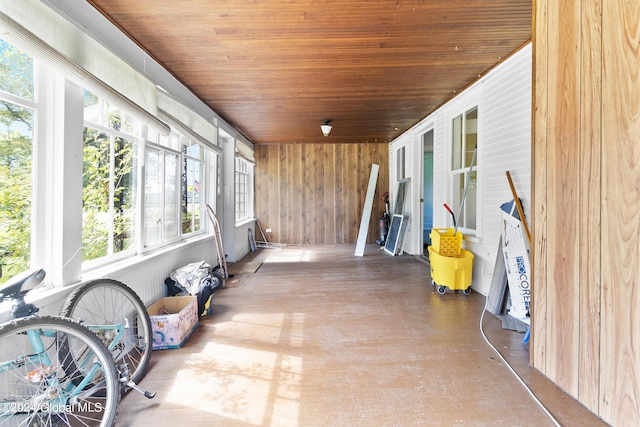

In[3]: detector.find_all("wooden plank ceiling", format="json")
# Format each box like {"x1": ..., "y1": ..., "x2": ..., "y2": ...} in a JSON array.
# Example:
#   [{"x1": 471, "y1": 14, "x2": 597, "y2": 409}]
[{"x1": 87, "y1": 0, "x2": 532, "y2": 145}]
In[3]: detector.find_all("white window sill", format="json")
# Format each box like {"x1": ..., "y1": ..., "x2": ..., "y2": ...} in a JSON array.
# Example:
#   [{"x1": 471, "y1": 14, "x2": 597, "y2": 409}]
[{"x1": 235, "y1": 217, "x2": 255, "y2": 227}]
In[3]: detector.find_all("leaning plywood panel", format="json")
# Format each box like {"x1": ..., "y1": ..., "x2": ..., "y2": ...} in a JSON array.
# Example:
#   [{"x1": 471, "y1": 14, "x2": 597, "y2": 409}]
[{"x1": 355, "y1": 164, "x2": 379, "y2": 256}]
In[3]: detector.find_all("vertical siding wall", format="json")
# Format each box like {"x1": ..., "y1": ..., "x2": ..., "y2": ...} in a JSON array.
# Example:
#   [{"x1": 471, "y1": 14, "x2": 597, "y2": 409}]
[
  {"x1": 534, "y1": 0, "x2": 640, "y2": 424},
  {"x1": 255, "y1": 143, "x2": 389, "y2": 245},
  {"x1": 482, "y1": 45, "x2": 532, "y2": 254},
  {"x1": 390, "y1": 44, "x2": 532, "y2": 296}
]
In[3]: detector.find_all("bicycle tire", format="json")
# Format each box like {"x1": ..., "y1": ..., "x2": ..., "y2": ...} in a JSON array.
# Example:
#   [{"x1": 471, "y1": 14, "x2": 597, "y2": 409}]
[
  {"x1": 60, "y1": 278, "x2": 152, "y2": 386},
  {"x1": 0, "y1": 315, "x2": 119, "y2": 427}
]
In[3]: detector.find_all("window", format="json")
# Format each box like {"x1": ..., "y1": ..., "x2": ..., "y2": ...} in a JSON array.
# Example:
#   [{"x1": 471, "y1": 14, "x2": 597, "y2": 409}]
[
  {"x1": 144, "y1": 142, "x2": 180, "y2": 248},
  {"x1": 83, "y1": 91, "x2": 139, "y2": 264},
  {"x1": 0, "y1": 38, "x2": 35, "y2": 282},
  {"x1": 235, "y1": 156, "x2": 254, "y2": 222},
  {"x1": 450, "y1": 106, "x2": 478, "y2": 232},
  {"x1": 1, "y1": 17, "x2": 228, "y2": 287},
  {"x1": 182, "y1": 139, "x2": 205, "y2": 235}
]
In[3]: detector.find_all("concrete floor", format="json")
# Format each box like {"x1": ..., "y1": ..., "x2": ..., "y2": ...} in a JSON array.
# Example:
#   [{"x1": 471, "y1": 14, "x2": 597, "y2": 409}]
[{"x1": 116, "y1": 244, "x2": 607, "y2": 426}]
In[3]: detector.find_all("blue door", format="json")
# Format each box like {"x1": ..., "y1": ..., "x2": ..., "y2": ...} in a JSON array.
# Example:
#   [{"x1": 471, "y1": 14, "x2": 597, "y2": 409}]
[{"x1": 423, "y1": 151, "x2": 434, "y2": 246}]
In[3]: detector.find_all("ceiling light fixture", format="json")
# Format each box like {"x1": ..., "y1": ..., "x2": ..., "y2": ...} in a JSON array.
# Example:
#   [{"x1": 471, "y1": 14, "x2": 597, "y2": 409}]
[{"x1": 320, "y1": 120, "x2": 332, "y2": 137}]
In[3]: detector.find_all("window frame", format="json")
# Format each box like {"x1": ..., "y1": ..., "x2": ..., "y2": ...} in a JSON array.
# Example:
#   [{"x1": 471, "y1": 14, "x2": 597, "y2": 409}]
[
  {"x1": 181, "y1": 137, "x2": 207, "y2": 237},
  {"x1": 142, "y1": 142, "x2": 182, "y2": 251},
  {"x1": 0, "y1": 38, "x2": 37, "y2": 283},
  {"x1": 449, "y1": 105, "x2": 479, "y2": 236},
  {"x1": 235, "y1": 155, "x2": 254, "y2": 224},
  {"x1": 0, "y1": 16, "x2": 230, "y2": 288},
  {"x1": 81, "y1": 96, "x2": 141, "y2": 270}
]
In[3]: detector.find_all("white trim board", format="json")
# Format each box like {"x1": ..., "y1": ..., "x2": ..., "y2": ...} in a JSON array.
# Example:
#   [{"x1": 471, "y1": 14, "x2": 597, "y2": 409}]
[{"x1": 355, "y1": 164, "x2": 379, "y2": 256}]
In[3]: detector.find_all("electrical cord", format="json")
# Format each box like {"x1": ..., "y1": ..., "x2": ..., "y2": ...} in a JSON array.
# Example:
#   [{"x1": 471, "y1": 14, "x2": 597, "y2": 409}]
[{"x1": 479, "y1": 253, "x2": 561, "y2": 427}]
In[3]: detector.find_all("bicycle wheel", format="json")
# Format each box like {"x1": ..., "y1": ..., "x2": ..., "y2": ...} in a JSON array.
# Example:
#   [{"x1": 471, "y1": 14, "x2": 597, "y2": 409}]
[
  {"x1": 0, "y1": 315, "x2": 119, "y2": 427},
  {"x1": 60, "y1": 279, "x2": 152, "y2": 386}
]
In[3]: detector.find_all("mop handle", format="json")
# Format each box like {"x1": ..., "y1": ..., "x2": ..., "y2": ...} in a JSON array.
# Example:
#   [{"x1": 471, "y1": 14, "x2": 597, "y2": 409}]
[{"x1": 454, "y1": 145, "x2": 477, "y2": 236}]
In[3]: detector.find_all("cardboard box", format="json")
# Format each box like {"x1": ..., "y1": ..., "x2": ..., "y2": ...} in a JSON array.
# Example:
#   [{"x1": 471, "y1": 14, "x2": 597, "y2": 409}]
[{"x1": 147, "y1": 296, "x2": 198, "y2": 350}]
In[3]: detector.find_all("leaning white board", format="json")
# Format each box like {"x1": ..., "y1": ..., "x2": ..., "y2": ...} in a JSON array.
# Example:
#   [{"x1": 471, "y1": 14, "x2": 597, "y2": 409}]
[
  {"x1": 355, "y1": 163, "x2": 379, "y2": 256},
  {"x1": 501, "y1": 200, "x2": 530, "y2": 324}
]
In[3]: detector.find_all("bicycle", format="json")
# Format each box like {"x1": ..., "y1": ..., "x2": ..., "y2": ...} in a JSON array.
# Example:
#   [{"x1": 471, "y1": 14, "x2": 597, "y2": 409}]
[{"x1": 0, "y1": 268, "x2": 155, "y2": 426}]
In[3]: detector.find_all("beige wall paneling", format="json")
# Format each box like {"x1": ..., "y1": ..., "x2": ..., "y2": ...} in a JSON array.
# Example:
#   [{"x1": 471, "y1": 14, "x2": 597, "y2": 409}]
[
  {"x1": 534, "y1": 0, "x2": 640, "y2": 423},
  {"x1": 578, "y1": 0, "x2": 602, "y2": 413},
  {"x1": 600, "y1": 0, "x2": 640, "y2": 424},
  {"x1": 545, "y1": 0, "x2": 582, "y2": 396},
  {"x1": 532, "y1": 0, "x2": 548, "y2": 373},
  {"x1": 255, "y1": 144, "x2": 276, "y2": 241},
  {"x1": 334, "y1": 144, "x2": 346, "y2": 243},
  {"x1": 343, "y1": 144, "x2": 360, "y2": 244},
  {"x1": 283, "y1": 144, "x2": 303, "y2": 244},
  {"x1": 255, "y1": 143, "x2": 389, "y2": 245},
  {"x1": 322, "y1": 144, "x2": 337, "y2": 244},
  {"x1": 302, "y1": 144, "x2": 317, "y2": 244}
]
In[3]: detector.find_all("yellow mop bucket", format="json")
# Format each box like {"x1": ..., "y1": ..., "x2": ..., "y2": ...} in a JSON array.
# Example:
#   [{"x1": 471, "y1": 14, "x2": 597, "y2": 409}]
[
  {"x1": 428, "y1": 246, "x2": 474, "y2": 294},
  {"x1": 428, "y1": 228, "x2": 473, "y2": 294}
]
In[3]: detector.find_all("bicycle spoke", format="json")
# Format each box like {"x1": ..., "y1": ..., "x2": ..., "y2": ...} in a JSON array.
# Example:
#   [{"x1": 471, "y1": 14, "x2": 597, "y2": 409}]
[
  {"x1": 0, "y1": 316, "x2": 120, "y2": 426},
  {"x1": 61, "y1": 279, "x2": 152, "y2": 387}
]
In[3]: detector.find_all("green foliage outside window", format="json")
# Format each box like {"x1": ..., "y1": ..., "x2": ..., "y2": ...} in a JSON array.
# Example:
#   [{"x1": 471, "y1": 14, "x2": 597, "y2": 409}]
[
  {"x1": 0, "y1": 105, "x2": 32, "y2": 283},
  {"x1": 0, "y1": 38, "x2": 34, "y2": 283},
  {"x1": 82, "y1": 125, "x2": 136, "y2": 261},
  {"x1": 0, "y1": 37, "x2": 210, "y2": 279},
  {"x1": 0, "y1": 39, "x2": 33, "y2": 100}
]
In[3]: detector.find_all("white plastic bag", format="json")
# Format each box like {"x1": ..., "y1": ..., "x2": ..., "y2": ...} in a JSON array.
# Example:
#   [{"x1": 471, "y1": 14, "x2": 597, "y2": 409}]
[{"x1": 169, "y1": 261, "x2": 212, "y2": 296}]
